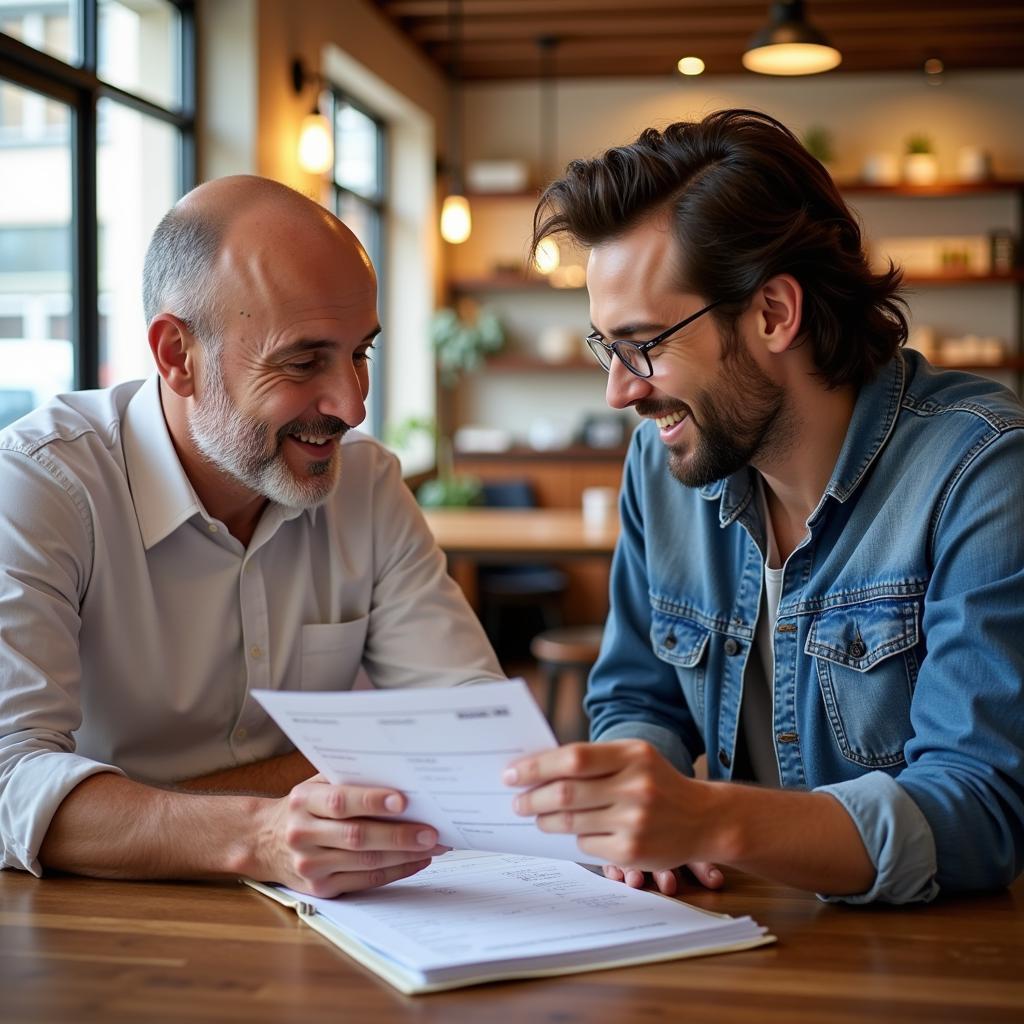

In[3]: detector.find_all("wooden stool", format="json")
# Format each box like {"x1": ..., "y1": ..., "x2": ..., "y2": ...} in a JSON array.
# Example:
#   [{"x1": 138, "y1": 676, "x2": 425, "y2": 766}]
[{"x1": 530, "y1": 625, "x2": 604, "y2": 741}]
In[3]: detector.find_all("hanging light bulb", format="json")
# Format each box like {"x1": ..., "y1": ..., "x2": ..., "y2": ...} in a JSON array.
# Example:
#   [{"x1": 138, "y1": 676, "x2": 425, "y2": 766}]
[
  {"x1": 440, "y1": 194, "x2": 472, "y2": 245},
  {"x1": 440, "y1": 0, "x2": 472, "y2": 244},
  {"x1": 742, "y1": 1, "x2": 841, "y2": 76},
  {"x1": 297, "y1": 108, "x2": 333, "y2": 175},
  {"x1": 533, "y1": 236, "x2": 561, "y2": 275}
]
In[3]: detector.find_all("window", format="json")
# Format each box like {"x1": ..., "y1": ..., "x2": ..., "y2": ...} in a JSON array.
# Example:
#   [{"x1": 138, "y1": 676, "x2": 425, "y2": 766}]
[
  {"x1": 0, "y1": 0, "x2": 194, "y2": 427},
  {"x1": 330, "y1": 90, "x2": 387, "y2": 437}
]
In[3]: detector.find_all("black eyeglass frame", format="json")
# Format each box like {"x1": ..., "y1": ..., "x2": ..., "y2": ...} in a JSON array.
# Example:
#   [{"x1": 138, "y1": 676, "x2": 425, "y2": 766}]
[{"x1": 585, "y1": 299, "x2": 721, "y2": 379}]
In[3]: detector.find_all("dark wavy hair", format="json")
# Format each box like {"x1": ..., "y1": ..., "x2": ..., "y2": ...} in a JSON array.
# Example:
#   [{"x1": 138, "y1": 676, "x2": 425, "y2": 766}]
[{"x1": 532, "y1": 109, "x2": 907, "y2": 389}]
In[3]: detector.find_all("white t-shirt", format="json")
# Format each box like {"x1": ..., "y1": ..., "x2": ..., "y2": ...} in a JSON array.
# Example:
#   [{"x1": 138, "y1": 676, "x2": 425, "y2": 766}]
[{"x1": 738, "y1": 475, "x2": 795, "y2": 787}]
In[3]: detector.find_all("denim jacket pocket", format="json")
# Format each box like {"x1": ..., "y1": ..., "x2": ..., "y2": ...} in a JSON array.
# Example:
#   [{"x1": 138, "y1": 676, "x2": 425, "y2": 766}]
[
  {"x1": 650, "y1": 606, "x2": 712, "y2": 722},
  {"x1": 805, "y1": 597, "x2": 920, "y2": 768}
]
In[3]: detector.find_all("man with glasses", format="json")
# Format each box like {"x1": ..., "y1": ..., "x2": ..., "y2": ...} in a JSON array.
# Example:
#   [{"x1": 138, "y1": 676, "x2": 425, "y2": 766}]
[{"x1": 504, "y1": 110, "x2": 1024, "y2": 903}]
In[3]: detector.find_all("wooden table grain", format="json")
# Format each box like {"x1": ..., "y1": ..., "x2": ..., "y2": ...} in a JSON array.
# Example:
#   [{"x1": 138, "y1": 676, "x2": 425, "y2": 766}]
[{"x1": 3, "y1": 868, "x2": 1021, "y2": 1023}]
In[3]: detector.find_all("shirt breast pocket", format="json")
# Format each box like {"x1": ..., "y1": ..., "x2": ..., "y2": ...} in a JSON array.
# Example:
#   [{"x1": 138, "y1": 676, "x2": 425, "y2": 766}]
[
  {"x1": 805, "y1": 597, "x2": 920, "y2": 768},
  {"x1": 300, "y1": 617, "x2": 370, "y2": 691},
  {"x1": 649, "y1": 606, "x2": 712, "y2": 722}
]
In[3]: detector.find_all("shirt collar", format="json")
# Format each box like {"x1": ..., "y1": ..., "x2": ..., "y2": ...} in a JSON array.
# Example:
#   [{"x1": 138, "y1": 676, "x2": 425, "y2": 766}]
[
  {"x1": 123, "y1": 375, "x2": 311, "y2": 550},
  {"x1": 699, "y1": 351, "x2": 907, "y2": 527},
  {"x1": 122, "y1": 375, "x2": 205, "y2": 549}
]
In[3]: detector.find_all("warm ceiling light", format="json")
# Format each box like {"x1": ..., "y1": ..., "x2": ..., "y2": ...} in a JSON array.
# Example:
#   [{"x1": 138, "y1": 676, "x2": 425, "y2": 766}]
[
  {"x1": 533, "y1": 236, "x2": 561, "y2": 275},
  {"x1": 742, "y1": 1, "x2": 841, "y2": 76},
  {"x1": 440, "y1": 194, "x2": 472, "y2": 245},
  {"x1": 677, "y1": 56, "x2": 705, "y2": 76}
]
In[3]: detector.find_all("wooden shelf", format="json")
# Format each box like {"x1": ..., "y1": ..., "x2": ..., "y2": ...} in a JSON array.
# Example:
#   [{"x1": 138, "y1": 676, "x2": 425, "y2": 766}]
[
  {"x1": 903, "y1": 270, "x2": 1024, "y2": 286},
  {"x1": 839, "y1": 180, "x2": 1024, "y2": 197},
  {"x1": 450, "y1": 274, "x2": 585, "y2": 293},
  {"x1": 454, "y1": 443, "x2": 630, "y2": 463},
  {"x1": 931, "y1": 357, "x2": 1024, "y2": 372},
  {"x1": 484, "y1": 354, "x2": 597, "y2": 372}
]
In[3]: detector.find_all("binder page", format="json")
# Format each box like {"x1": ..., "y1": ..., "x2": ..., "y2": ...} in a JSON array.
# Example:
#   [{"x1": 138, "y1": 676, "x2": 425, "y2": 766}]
[
  {"x1": 253, "y1": 680, "x2": 589, "y2": 862},
  {"x1": 278, "y1": 851, "x2": 764, "y2": 976}
]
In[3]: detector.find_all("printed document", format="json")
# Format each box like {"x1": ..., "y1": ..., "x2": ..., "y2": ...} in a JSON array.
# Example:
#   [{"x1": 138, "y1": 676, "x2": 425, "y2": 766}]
[
  {"x1": 247, "y1": 850, "x2": 773, "y2": 994},
  {"x1": 253, "y1": 680, "x2": 589, "y2": 862}
]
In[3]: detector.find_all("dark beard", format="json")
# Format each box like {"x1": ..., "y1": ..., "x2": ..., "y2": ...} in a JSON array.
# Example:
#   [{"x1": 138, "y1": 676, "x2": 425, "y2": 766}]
[{"x1": 650, "y1": 346, "x2": 787, "y2": 489}]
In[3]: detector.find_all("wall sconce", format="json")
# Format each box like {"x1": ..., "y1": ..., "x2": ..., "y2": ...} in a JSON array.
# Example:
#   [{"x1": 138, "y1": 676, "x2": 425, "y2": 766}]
[
  {"x1": 291, "y1": 57, "x2": 333, "y2": 175},
  {"x1": 742, "y1": 1, "x2": 841, "y2": 76}
]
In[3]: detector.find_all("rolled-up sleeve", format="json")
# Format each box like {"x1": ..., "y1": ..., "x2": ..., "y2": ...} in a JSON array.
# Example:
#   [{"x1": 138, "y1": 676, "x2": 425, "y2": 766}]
[
  {"x1": 0, "y1": 447, "x2": 123, "y2": 874},
  {"x1": 815, "y1": 772, "x2": 938, "y2": 904},
  {"x1": 819, "y1": 429, "x2": 1024, "y2": 903}
]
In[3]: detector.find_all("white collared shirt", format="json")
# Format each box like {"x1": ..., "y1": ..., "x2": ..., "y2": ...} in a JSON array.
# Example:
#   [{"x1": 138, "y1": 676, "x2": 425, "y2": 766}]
[{"x1": 0, "y1": 376, "x2": 503, "y2": 874}]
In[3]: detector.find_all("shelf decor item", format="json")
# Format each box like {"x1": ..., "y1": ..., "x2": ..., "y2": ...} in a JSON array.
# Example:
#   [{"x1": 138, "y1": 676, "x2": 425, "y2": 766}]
[
  {"x1": 430, "y1": 299, "x2": 505, "y2": 386},
  {"x1": 903, "y1": 136, "x2": 939, "y2": 186}
]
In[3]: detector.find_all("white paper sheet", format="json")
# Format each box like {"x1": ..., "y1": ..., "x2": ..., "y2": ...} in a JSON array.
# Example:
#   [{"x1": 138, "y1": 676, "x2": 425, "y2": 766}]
[
  {"x1": 279, "y1": 850, "x2": 765, "y2": 977},
  {"x1": 253, "y1": 680, "x2": 591, "y2": 862}
]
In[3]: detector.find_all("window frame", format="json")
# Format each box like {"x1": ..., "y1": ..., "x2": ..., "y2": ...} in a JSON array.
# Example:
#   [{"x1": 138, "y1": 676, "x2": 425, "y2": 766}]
[
  {"x1": 329, "y1": 86, "x2": 387, "y2": 437},
  {"x1": 0, "y1": 0, "x2": 196, "y2": 391}
]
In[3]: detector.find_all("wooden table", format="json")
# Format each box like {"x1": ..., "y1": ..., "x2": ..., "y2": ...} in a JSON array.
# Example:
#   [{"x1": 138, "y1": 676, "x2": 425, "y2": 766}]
[
  {"x1": 423, "y1": 507, "x2": 618, "y2": 560},
  {"x1": 3, "y1": 868, "x2": 1021, "y2": 1023},
  {"x1": 423, "y1": 507, "x2": 618, "y2": 613}
]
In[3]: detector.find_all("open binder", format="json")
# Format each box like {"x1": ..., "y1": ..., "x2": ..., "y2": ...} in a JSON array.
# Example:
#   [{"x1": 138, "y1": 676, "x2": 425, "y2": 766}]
[{"x1": 246, "y1": 850, "x2": 774, "y2": 995}]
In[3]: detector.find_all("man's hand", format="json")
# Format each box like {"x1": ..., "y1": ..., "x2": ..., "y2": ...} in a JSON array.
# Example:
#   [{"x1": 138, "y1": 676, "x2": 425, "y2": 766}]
[
  {"x1": 602, "y1": 862, "x2": 724, "y2": 896},
  {"x1": 251, "y1": 775, "x2": 449, "y2": 898},
  {"x1": 504, "y1": 739, "x2": 720, "y2": 872}
]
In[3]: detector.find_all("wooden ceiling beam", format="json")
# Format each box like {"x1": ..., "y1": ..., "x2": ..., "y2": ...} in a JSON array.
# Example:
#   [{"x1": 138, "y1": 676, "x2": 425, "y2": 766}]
[
  {"x1": 428, "y1": 31, "x2": 1024, "y2": 65},
  {"x1": 408, "y1": 9, "x2": 1024, "y2": 44}
]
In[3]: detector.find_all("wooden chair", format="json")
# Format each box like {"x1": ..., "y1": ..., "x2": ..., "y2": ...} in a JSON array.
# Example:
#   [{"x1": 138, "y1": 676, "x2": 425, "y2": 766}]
[{"x1": 530, "y1": 625, "x2": 603, "y2": 741}]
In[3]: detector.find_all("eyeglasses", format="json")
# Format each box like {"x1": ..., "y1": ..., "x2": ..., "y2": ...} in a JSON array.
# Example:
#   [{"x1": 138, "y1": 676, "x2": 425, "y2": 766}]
[{"x1": 585, "y1": 299, "x2": 721, "y2": 379}]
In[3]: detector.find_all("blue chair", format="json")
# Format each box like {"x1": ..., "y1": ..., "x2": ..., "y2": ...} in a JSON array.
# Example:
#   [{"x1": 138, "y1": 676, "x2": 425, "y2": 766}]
[{"x1": 478, "y1": 480, "x2": 567, "y2": 659}]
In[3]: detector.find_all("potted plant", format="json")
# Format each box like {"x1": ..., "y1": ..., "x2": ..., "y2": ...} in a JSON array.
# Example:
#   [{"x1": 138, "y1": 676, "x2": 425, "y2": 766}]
[
  {"x1": 386, "y1": 416, "x2": 483, "y2": 508},
  {"x1": 430, "y1": 298, "x2": 505, "y2": 387},
  {"x1": 903, "y1": 135, "x2": 939, "y2": 186},
  {"x1": 802, "y1": 125, "x2": 834, "y2": 171}
]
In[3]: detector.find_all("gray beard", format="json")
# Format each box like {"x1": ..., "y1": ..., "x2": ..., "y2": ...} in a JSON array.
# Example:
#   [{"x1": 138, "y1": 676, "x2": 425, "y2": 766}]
[{"x1": 188, "y1": 354, "x2": 341, "y2": 510}]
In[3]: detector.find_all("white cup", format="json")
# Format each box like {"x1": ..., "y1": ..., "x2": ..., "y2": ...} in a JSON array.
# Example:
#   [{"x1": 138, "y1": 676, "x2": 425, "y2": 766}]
[{"x1": 582, "y1": 486, "x2": 617, "y2": 528}]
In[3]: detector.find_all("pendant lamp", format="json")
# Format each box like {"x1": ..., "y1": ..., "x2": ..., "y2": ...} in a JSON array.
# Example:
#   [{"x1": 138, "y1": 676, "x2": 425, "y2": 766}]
[
  {"x1": 742, "y1": 1, "x2": 841, "y2": 76},
  {"x1": 440, "y1": 0, "x2": 471, "y2": 244}
]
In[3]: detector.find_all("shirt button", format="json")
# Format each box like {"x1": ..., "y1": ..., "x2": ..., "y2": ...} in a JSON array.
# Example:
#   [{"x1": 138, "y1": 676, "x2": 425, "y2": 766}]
[
  {"x1": 250, "y1": 645, "x2": 263, "y2": 659},
  {"x1": 664, "y1": 634, "x2": 677, "y2": 649},
  {"x1": 718, "y1": 749, "x2": 731, "y2": 769},
  {"x1": 723, "y1": 637, "x2": 740, "y2": 656},
  {"x1": 207, "y1": 523, "x2": 218, "y2": 533},
  {"x1": 235, "y1": 726, "x2": 248, "y2": 741},
  {"x1": 847, "y1": 639, "x2": 867, "y2": 658}
]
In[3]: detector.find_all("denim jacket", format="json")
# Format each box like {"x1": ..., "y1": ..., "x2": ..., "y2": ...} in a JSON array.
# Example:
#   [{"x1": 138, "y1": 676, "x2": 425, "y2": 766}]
[{"x1": 587, "y1": 350, "x2": 1024, "y2": 903}]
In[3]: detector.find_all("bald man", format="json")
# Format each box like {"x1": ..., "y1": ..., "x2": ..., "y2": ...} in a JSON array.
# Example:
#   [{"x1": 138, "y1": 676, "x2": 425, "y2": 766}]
[{"x1": 0, "y1": 177, "x2": 503, "y2": 895}]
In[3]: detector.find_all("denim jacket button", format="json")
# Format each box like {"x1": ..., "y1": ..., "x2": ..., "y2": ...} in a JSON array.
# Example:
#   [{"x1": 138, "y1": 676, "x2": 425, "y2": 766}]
[
  {"x1": 723, "y1": 637, "x2": 740, "y2": 656},
  {"x1": 718, "y1": 749, "x2": 731, "y2": 768},
  {"x1": 847, "y1": 638, "x2": 867, "y2": 658},
  {"x1": 664, "y1": 633, "x2": 677, "y2": 649}
]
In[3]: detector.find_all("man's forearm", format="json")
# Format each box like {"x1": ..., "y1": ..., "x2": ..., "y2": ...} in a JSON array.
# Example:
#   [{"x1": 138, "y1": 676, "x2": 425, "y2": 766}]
[
  {"x1": 176, "y1": 750, "x2": 315, "y2": 796},
  {"x1": 708, "y1": 783, "x2": 875, "y2": 895},
  {"x1": 38, "y1": 772, "x2": 272, "y2": 880}
]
